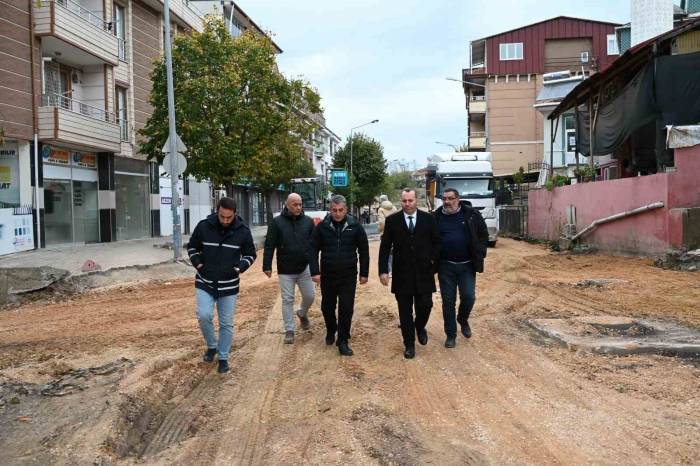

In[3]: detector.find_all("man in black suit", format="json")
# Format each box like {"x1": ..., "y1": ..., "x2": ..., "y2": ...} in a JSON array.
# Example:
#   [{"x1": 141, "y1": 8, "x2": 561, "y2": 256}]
[{"x1": 379, "y1": 188, "x2": 441, "y2": 359}]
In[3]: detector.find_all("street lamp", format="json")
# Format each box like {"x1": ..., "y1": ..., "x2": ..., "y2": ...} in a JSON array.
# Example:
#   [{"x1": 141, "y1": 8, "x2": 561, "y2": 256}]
[
  {"x1": 445, "y1": 77, "x2": 486, "y2": 88},
  {"x1": 349, "y1": 119, "x2": 378, "y2": 214},
  {"x1": 435, "y1": 141, "x2": 459, "y2": 150}
]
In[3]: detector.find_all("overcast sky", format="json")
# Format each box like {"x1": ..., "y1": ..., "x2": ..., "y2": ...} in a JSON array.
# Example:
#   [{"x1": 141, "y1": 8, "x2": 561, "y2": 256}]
[{"x1": 239, "y1": 1, "x2": 630, "y2": 168}]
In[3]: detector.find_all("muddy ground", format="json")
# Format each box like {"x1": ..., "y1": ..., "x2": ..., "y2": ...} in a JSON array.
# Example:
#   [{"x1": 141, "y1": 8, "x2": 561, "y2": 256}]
[{"x1": 0, "y1": 239, "x2": 698, "y2": 465}]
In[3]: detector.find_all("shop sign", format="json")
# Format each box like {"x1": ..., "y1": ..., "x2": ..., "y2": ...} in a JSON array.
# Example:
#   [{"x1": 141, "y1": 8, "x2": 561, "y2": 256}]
[
  {"x1": 44, "y1": 147, "x2": 71, "y2": 165},
  {"x1": 73, "y1": 152, "x2": 97, "y2": 168},
  {"x1": 0, "y1": 207, "x2": 34, "y2": 255},
  {"x1": 0, "y1": 144, "x2": 19, "y2": 203},
  {"x1": 42, "y1": 146, "x2": 97, "y2": 169}
]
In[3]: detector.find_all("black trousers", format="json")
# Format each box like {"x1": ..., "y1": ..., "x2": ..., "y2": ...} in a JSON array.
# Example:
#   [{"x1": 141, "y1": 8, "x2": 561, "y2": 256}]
[
  {"x1": 321, "y1": 274, "x2": 357, "y2": 344},
  {"x1": 395, "y1": 292, "x2": 433, "y2": 348}
]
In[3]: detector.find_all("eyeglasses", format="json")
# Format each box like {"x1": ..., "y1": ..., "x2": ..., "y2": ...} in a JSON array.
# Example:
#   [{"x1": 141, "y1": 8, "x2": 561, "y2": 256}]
[{"x1": 442, "y1": 196, "x2": 457, "y2": 201}]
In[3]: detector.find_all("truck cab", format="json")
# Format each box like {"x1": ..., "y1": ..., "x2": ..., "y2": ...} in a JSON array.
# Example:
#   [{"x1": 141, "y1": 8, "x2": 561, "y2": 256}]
[{"x1": 430, "y1": 152, "x2": 498, "y2": 246}]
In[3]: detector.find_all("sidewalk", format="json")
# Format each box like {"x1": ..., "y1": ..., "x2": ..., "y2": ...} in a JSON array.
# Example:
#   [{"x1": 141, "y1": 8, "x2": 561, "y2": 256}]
[{"x1": 0, "y1": 226, "x2": 268, "y2": 277}]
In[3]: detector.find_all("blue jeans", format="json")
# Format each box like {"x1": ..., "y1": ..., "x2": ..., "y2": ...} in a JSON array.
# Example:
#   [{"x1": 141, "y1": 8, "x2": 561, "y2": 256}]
[
  {"x1": 195, "y1": 288, "x2": 238, "y2": 361},
  {"x1": 438, "y1": 261, "x2": 476, "y2": 338}
]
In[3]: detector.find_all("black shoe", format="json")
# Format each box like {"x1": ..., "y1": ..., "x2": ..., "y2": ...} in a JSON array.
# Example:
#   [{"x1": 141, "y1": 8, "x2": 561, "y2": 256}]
[
  {"x1": 460, "y1": 321, "x2": 472, "y2": 339},
  {"x1": 217, "y1": 359, "x2": 229, "y2": 373},
  {"x1": 338, "y1": 343, "x2": 354, "y2": 356},
  {"x1": 417, "y1": 329, "x2": 428, "y2": 346},
  {"x1": 403, "y1": 347, "x2": 415, "y2": 359},
  {"x1": 445, "y1": 336, "x2": 456, "y2": 348},
  {"x1": 325, "y1": 332, "x2": 335, "y2": 345},
  {"x1": 203, "y1": 348, "x2": 217, "y2": 363}
]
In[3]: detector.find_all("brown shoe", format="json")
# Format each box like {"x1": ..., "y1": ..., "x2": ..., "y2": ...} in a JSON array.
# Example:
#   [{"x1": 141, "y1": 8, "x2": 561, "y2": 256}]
[{"x1": 296, "y1": 309, "x2": 310, "y2": 330}]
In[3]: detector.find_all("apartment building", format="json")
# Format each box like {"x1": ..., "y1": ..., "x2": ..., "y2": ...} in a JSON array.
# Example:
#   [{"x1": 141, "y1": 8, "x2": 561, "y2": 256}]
[
  {"x1": 0, "y1": 0, "x2": 275, "y2": 252},
  {"x1": 461, "y1": 16, "x2": 621, "y2": 177}
]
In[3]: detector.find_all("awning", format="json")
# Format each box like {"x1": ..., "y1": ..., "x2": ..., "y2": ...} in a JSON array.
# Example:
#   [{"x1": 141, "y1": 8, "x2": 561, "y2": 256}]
[
  {"x1": 535, "y1": 78, "x2": 584, "y2": 104},
  {"x1": 667, "y1": 125, "x2": 700, "y2": 149}
]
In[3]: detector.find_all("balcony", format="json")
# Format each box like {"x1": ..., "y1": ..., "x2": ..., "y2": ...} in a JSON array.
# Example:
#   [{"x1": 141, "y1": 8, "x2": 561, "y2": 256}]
[
  {"x1": 166, "y1": 0, "x2": 204, "y2": 32},
  {"x1": 469, "y1": 96, "x2": 487, "y2": 113},
  {"x1": 34, "y1": 0, "x2": 119, "y2": 65},
  {"x1": 38, "y1": 93, "x2": 121, "y2": 153},
  {"x1": 469, "y1": 131, "x2": 487, "y2": 150}
]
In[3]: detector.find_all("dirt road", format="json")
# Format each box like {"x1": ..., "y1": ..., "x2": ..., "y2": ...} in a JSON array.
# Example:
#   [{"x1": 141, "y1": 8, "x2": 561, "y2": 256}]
[{"x1": 1, "y1": 239, "x2": 698, "y2": 465}]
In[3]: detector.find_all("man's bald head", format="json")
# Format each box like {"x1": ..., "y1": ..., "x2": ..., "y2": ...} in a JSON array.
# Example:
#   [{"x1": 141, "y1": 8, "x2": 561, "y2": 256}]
[{"x1": 286, "y1": 193, "x2": 303, "y2": 216}]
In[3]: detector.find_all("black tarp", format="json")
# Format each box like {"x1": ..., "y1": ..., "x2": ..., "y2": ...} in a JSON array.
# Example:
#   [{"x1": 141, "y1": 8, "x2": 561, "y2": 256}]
[{"x1": 576, "y1": 51, "x2": 700, "y2": 157}]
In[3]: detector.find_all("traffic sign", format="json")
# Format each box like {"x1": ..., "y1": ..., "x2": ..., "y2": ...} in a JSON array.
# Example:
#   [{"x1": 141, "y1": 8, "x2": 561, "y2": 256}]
[
  {"x1": 161, "y1": 133, "x2": 187, "y2": 154},
  {"x1": 330, "y1": 169, "x2": 348, "y2": 187},
  {"x1": 162, "y1": 151, "x2": 187, "y2": 176}
]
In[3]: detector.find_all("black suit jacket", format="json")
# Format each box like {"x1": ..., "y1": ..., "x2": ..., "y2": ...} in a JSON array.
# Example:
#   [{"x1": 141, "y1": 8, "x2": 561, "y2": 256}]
[{"x1": 378, "y1": 209, "x2": 441, "y2": 295}]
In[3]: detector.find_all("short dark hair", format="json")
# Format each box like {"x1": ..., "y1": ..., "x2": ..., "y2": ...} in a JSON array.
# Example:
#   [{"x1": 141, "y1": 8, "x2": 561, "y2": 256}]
[
  {"x1": 442, "y1": 188, "x2": 460, "y2": 198},
  {"x1": 401, "y1": 188, "x2": 416, "y2": 196},
  {"x1": 217, "y1": 197, "x2": 237, "y2": 212}
]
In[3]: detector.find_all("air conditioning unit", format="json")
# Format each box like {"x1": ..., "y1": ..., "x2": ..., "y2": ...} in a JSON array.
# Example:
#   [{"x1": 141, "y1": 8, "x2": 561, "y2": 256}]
[{"x1": 580, "y1": 52, "x2": 589, "y2": 64}]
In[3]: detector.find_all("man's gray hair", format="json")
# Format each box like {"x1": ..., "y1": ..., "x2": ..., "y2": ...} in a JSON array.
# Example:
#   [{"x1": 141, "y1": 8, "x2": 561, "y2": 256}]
[{"x1": 330, "y1": 194, "x2": 347, "y2": 206}]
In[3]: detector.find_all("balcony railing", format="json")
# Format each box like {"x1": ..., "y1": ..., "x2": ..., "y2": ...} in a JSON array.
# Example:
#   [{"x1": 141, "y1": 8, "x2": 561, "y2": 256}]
[
  {"x1": 118, "y1": 119, "x2": 130, "y2": 141},
  {"x1": 118, "y1": 39, "x2": 128, "y2": 61},
  {"x1": 41, "y1": 93, "x2": 116, "y2": 123},
  {"x1": 470, "y1": 95, "x2": 486, "y2": 101},
  {"x1": 55, "y1": 0, "x2": 110, "y2": 31},
  {"x1": 470, "y1": 131, "x2": 486, "y2": 138}
]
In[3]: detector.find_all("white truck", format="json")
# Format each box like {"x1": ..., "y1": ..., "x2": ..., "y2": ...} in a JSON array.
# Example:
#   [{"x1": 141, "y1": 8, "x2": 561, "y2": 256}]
[{"x1": 428, "y1": 152, "x2": 498, "y2": 246}]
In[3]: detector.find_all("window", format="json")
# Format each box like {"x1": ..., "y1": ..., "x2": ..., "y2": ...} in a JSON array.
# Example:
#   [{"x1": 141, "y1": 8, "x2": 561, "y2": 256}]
[
  {"x1": 116, "y1": 87, "x2": 128, "y2": 141},
  {"x1": 607, "y1": 34, "x2": 619, "y2": 55},
  {"x1": 499, "y1": 42, "x2": 523, "y2": 61},
  {"x1": 563, "y1": 115, "x2": 576, "y2": 154},
  {"x1": 113, "y1": 4, "x2": 127, "y2": 61}
]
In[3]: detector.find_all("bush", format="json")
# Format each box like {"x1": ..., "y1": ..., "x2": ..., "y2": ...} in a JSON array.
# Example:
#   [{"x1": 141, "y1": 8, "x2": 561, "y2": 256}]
[{"x1": 545, "y1": 174, "x2": 570, "y2": 191}]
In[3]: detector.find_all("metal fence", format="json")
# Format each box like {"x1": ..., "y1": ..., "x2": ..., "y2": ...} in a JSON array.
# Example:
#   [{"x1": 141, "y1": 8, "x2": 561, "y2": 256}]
[{"x1": 498, "y1": 204, "x2": 528, "y2": 238}]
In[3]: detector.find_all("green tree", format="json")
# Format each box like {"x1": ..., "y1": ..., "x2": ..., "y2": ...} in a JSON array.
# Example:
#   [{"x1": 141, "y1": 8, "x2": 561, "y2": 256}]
[
  {"x1": 332, "y1": 133, "x2": 387, "y2": 214},
  {"x1": 382, "y1": 170, "x2": 418, "y2": 202},
  {"x1": 139, "y1": 17, "x2": 322, "y2": 222}
]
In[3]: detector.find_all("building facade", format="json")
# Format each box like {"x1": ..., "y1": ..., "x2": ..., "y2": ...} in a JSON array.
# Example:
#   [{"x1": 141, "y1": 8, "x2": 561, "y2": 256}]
[
  {"x1": 461, "y1": 16, "x2": 621, "y2": 177},
  {"x1": 0, "y1": 0, "x2": 276, "y2": 252}
]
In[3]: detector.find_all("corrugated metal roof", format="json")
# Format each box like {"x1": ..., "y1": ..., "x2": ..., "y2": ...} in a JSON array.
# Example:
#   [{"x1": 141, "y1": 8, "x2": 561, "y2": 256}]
[{"x1": 536, "y1": 78, "x2": 585, "y2": 103}]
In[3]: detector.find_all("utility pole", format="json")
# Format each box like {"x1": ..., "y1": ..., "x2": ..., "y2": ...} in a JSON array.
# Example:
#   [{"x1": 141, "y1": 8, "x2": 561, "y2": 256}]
[{"x1": 162, "y1": 0, "x2": 181, "y2": 260}]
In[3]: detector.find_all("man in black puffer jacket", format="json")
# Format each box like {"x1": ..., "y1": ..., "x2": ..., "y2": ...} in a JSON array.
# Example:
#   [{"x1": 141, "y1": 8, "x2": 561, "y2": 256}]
[
  {"x1": 187, "y1": 197, "x2": 257, "y2": 374},
  {"x1": 263, "y1": 193, "x2": 318, "y2": 344},
  {"x1": 311, "y1": 195, "x2": 369, "y2": 356}
]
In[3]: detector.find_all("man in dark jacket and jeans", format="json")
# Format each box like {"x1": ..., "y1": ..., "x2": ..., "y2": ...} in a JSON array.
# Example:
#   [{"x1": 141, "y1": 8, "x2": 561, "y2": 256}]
[
  {"x1": 263, "y1": 193, "x2": 317, "y2": 344},
  {"x1": 311, "y1": 195, "x2": 369, "y2": 356},
  {"x1": 433, "y1": 188, "x2": 489, "y2": 348},
  {"x1": 187, "y1": 197, "x2": 257, "y2": 374}
]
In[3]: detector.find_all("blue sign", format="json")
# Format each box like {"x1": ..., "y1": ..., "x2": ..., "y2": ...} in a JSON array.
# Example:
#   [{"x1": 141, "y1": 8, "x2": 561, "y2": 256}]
[{"x1": 330, "y1": 169, "x2": 348, "y2": 187}]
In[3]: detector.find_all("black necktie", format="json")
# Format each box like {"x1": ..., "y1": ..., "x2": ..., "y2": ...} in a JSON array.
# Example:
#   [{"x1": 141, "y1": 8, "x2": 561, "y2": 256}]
[{"x1": 408, "y1": 215, "x2": 414, "y2": 233}]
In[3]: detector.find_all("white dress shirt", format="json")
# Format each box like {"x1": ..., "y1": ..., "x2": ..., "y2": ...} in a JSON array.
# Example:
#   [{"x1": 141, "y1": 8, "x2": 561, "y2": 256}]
[{"x1": 403, "y1": 211, "x2": 417, "y2": 230}]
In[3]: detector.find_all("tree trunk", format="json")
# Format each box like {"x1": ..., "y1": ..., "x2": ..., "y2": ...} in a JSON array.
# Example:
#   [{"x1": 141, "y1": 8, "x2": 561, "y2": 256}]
[
  {"x1": 225, "y1": 180, "x2": 234, "y2": 198},
  {"x1": 264, "y1": 190, "x2": 275, "y2": 226}
]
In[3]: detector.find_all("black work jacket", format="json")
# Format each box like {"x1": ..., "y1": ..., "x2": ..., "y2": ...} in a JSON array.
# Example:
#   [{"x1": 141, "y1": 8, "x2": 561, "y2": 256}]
[
  {"x1": 263, "y1": 208, "x2": 317, "y2": 275},
  {"x1": 312, "y1": 214, "x2": 370, "y2": 278},
  {"x1": 187, "y1": 214, "x2": 257, "y2": 297},
  {"x1": 433, "y1": 205, "x2": 489, "y2": 273},
  {"x1": 378, "y1": 209, "x2": 441, "y2": 295}
]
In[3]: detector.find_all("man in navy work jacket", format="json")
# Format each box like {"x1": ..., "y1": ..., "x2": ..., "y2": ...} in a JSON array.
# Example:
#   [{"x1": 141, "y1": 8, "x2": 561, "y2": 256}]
[
  {"x1": 379, "y1": 188, "x2": 441, "y2": 359},
  {"x1": 433, "y1": 187, "x2": 488, "y2": 348},
  {"x1": 187, "y1": 197, "x2": 257, "y2": 374},
  {"x1": 311, "y1": 194, "x2": 369, "y2": 356}
]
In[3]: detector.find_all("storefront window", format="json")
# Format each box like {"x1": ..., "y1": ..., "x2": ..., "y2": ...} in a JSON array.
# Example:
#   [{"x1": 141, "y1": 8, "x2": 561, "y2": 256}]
[
  {"x1": 42, "y1": 146, "x2": 99, "y2": 245},
  {"x1": 115, "y1": 158, "x2": 150, "y2": 240}
]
